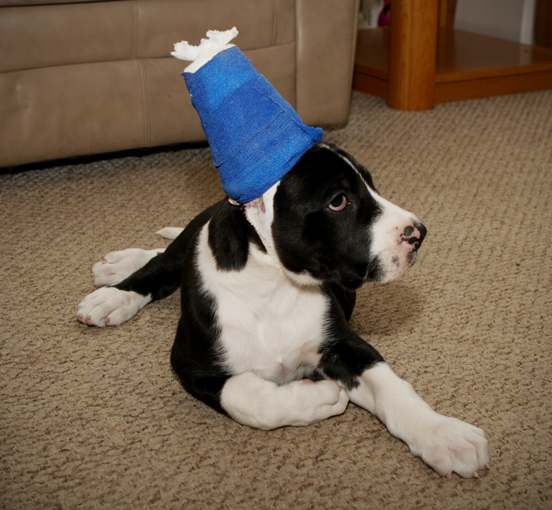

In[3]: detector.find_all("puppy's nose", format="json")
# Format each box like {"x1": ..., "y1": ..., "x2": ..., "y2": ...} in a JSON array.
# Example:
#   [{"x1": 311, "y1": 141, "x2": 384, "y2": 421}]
[{"x1": 401, "y1": 223, "x2": 427, "y2": 251}]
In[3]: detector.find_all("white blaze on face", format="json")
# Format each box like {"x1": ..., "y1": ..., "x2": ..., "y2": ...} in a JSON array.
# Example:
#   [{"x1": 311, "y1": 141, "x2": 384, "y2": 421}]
[{"x1": 368, "y1": 190, "x2": 422, "y2": 283}]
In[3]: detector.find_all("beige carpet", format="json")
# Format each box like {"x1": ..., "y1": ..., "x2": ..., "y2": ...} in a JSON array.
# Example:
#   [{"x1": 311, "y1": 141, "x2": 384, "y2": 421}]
[{"x1": 1, "y1": 90, "x2": 551, "y2": 509}]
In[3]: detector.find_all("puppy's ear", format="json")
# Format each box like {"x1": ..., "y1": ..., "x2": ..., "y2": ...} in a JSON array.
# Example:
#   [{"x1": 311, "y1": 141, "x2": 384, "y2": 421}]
[
  {"x1": 244, "y1": 196, "x2": 268, "y2": 238},
  {"x1": 244, "y1": 194, "x2": 277, "y2": 256},
  {"x1": 244, "y1": 196, "x2": 266, "y2": 215}
]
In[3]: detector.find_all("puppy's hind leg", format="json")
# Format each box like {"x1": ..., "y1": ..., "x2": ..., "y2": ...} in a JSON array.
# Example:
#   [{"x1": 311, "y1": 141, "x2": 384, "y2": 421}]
[
  {"x1": 78, "y1": 247, "x2": 176, "y2": 327},
  {"x1": 92, "y1": 248, "x2": 165, "y2": 287},
  {"x1": 91, "y1": 228, "x2": 183, "y2": 287},
  {"x1": 78, "y1": 229, "x2": 192, "y2": 327},
  {"x1": 78, "y1": 203, "x2": 219, "y2": 327}
]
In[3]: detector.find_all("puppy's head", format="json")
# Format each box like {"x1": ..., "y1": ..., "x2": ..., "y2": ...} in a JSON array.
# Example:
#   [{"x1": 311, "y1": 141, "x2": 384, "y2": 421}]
[{"x1": 244, "y1": 143, "x2": 426, "y2": 289}]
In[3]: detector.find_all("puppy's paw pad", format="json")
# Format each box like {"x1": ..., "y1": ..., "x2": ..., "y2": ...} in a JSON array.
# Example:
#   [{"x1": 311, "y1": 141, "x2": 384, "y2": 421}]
[
  {"x1": 91, "y1": 248, "x2": 163, "y2": 287},
  {"x1": 77, "y1": 287, "x2": 151, "y2": 327}
]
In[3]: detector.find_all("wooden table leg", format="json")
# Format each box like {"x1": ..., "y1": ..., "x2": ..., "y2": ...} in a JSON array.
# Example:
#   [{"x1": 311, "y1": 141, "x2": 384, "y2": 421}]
[{"x1": 388, "y1": 0, "x2": 440, "y2": 110}]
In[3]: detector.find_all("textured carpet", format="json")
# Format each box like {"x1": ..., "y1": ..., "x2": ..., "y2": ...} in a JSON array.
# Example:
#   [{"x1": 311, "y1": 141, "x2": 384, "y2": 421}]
[{"x1": 1, "y1": 90, "x2": 551, "y2": 510}]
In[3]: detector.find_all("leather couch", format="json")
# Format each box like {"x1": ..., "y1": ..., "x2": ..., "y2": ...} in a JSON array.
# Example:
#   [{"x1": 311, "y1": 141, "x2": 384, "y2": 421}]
[{"x1": 0, "y1": 0, "x2": 360, "y2": 168}]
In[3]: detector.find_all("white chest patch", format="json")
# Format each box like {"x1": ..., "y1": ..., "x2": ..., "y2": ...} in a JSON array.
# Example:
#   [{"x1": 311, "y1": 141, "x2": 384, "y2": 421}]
[{"x1": 196, "y1": 225, "x2": 329, "y2": 384}]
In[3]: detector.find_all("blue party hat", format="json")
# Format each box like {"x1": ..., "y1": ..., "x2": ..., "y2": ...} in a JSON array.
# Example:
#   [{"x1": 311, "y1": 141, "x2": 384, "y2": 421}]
[{"x1": 172, "y1": 28, "x2": 323, "y2": 204}]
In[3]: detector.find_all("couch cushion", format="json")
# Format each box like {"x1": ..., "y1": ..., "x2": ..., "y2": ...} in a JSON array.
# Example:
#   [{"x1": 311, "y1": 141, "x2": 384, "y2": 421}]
[
  {"x1": 0, "y1": 0, "x2": 295, "y2": 73},
  {"x1": 0, "y1": 1, "x2": 100, "y2": 5},
  {"x1": 0, "y1": 43, "x2": 297, "y2": 167}
]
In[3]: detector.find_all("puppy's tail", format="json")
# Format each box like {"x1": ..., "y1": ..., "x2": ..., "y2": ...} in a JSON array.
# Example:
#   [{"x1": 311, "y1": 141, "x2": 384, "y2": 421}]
[{"x1": 155, "y1": 227, "x2": 184, "y2": 240}]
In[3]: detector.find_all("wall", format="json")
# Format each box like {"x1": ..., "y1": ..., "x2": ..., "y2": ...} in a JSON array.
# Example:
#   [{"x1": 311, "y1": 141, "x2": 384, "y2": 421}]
[{"x1": 454, "y1": 0, "x2": 537, "y2": 44}]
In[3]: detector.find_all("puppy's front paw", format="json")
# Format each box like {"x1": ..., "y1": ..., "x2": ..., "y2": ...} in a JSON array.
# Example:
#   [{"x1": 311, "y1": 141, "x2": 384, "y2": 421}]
[
  {"x1": 414, "y1": 416, "x2": 489, "y2": 479},
  {"x1": 77, "y1": 287, "x2": 151, "y2": 327},
  {"x1": 221, "y1": 374, "x2": 349, "y2": 430},
  {"x1": 92, "y1": 248, "x2": 163, "y2": 287},
  {"x1": 295, "y1": 380, "x2": 350, "y2": 425}
]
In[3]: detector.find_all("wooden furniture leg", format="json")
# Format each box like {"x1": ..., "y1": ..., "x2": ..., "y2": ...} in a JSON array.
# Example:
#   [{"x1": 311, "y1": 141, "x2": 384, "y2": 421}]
[
  {"x1": 439, "y1": 0, "x2": 457, "y2": 29},
  {"x1": 387, "y1": 0, "x2": 440, "y2": 110}
]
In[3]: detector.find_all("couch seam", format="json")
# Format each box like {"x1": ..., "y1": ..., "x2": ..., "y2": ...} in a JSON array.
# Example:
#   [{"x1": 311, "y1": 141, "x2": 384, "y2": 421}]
[
  {"x1": 346, "y1": 0, "x2": 361, "y2": 97},
  {"x1": 131, "y1": 1, "x2": 140, "y2": 58},
  {"x1": 271, "y1": 0, "x2": 277, "y2": 46},
  {"x1": 133, "y1": 1, "x2": 149, "y2": 146},
  {"x1": 138, "y1": 60, "x2": 151, "y2": 147}
]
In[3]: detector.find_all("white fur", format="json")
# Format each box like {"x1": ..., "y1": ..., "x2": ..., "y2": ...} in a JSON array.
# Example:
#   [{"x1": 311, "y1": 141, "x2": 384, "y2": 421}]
[
  {"x1": 196, "y1": 224, "x2": 326, "y2": 384},
  {"x1": 369, "y1": 193, "x2": 421, "y2": 283},
  {"x1": 156, "y1": 227, "x2": 184, "y2": 240},
  {"x1": 77, "y1": 287, "x2": 151, "y2": 327},
  {"x1": 243, "y1": 184, "x2": 279, "y2": 263},
  {"x1": 221, "y1": 373, "x2": 349, "y2": 430},
  {"x1": 349, "y1": 363, "x2": 490, "y2": 479},
  {"x1": 193, "y1": 207, "x2": 352, "y2": 429},
  {"x1": 79, "y1": 247, "x2": 163, "y2": 326},
  {"x1": 172, "y1": 27, "x2": 239, "y2": 73},
  {"x1": 92, "y1": 248, "x2": 164, "y2": 287}
]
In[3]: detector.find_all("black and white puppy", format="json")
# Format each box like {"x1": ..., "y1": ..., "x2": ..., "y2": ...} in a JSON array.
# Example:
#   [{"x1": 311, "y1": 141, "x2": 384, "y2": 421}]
[{"x1": 77, "y1": 142, "x2": 489, "y2": 479}]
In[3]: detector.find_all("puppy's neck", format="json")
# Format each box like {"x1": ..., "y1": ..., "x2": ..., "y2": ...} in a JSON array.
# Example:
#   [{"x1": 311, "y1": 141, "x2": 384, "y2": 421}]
[{"x1": 244, "y1": 185, "x2": 321, "y2": 288}]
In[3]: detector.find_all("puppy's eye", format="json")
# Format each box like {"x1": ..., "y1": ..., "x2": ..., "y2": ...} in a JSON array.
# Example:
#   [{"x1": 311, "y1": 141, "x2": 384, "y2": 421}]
[{"x1": 328, "y1": 194, "x2": 349, "y2": 212}]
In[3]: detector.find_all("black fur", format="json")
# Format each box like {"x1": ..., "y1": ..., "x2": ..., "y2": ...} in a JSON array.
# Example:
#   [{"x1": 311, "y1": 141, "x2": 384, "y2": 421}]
[{"x1": 272, "y1": 144, "x2": 384, "y2": 289}]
